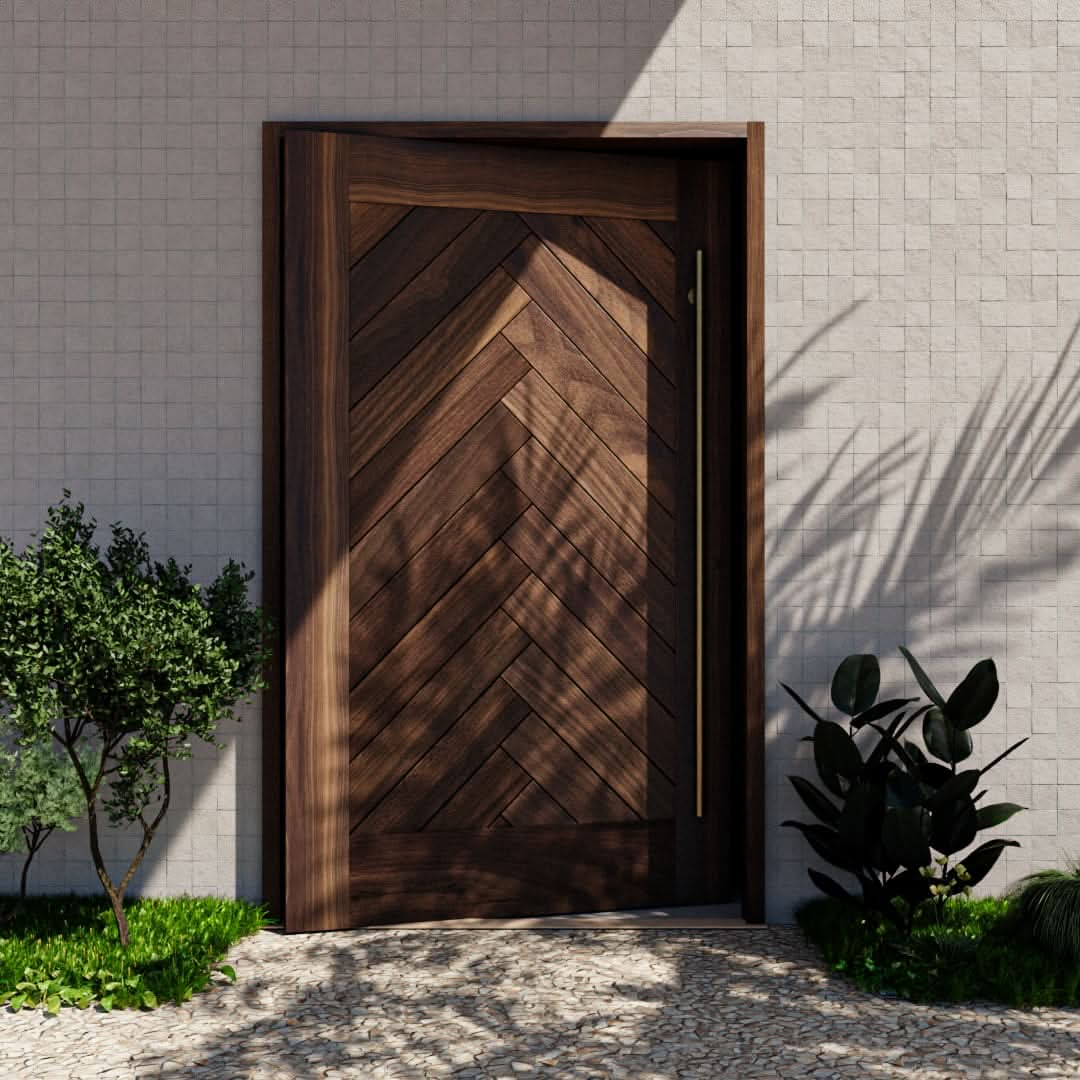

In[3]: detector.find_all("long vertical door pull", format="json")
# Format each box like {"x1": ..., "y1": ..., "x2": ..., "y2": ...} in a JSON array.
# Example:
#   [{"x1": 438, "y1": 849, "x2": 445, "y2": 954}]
[{"x1": 691, "y1": 248, "x2": 704, "y2": 819}]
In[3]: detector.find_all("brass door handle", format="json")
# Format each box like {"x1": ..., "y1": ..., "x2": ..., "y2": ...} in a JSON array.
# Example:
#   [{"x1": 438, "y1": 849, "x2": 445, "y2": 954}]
[{"x1": 693, "y1": 248, "x2": 704, "y2": 820}]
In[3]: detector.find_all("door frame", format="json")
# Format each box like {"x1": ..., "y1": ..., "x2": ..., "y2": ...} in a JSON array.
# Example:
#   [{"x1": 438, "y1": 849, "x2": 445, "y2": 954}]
[{"x1": 262, "y1": 122, "x2": 765, "y2": 931}]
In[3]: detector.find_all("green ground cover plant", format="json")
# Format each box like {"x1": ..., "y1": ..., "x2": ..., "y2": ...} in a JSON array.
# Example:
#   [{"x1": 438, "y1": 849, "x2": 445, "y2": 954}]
[
  {"x1": 0, "y1": 894, "x2": 270, "y2": 1012},
  {"x1": 798, "y1": 895, "x2": 1080, "y2": 1008}
]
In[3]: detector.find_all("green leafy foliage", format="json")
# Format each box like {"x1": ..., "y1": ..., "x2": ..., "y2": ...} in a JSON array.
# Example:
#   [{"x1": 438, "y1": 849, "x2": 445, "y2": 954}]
[
  {"x1": 798, "y1": 896, "x2": 1080, "y2": 1008},
  {"x1": 831, "y1": 654, "x2": 881, "y2": 716},
  {"x1": 0, "y1": 740, "x2": 94, "y2": 898},
  {"x1": 782, "y1": 648, "x2": 1025, "y2": 933},
  {"x1": 0, "y1": 495, "x2": 271, "y2": 944},
  {"x1": 1005, "y1": 862, "x2": 1080, "y2": 961},
  {"x1": 0, "y1": 895, "x2": 269, "y2": 1011}
]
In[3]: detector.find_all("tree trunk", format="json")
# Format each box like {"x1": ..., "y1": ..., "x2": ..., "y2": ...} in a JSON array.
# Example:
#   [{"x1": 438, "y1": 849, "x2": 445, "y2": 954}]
[
  {"x1": 83, "y1": 794, "x2": 131, "y2": 946},
  {"x1": 18, "y1": 823, "x2": 49, "y2": 902},
  {"x1": 19, "y1": 846, "x2": 34, "y2": 900},
  {"x1": 105, "y1": 883, "x2": 129, "y2": 947},
  {"x1": 63, "y1": 737, "x2": 173, "y2": 950}
]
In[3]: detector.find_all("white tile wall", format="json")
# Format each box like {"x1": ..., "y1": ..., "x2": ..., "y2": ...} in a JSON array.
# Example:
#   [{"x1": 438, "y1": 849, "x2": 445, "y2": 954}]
[{"x1": 0, "y1": 0, "x2": 1077, "y2": 923}]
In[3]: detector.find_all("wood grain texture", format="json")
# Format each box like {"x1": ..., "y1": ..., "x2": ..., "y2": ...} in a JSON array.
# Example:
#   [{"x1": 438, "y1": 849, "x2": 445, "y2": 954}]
[
  {"x1": 350, "y1": 335, "x2": 530, "y2": 543},
  {"x1": 362, "y1": 681, "x2": 530, "y2": 832},
  {"x1": 271, "y1": 124, "x2": 762, "y2": 930},
  {"x1": 520, "y1": 212, "x2": 677, "y2": 382},
  {"x1": 349, "y1": 201, "x2": 411, "y2": 263},
  {"x1": 281, "y1": 130, "x2": 351, "y2": 932},
  {"x1": 501, "y1": 439, "x2": 675, "y2": 643},
  {"x1": 648, "y1": 219, "x2": 676, "y2": 249},
  {"x1": 349, "y1": 403, "x2": 529, "y2": 615},
  {"x1": 585, "y1": 216, "x2": 677, "y2": 318},
  {"x1": 673, "y1": 161, "x2": 701, "y2": 906},
  {"x1": 350, "y1": 610, "x2": 529, "y2": 816},
  {"x1": 502, "y1": 779, "x2": 574, "y2": 827},
  {"x1": 350, "y1": 268, "x2": 529, "y2": 473},
  {"x1": 502, "y1": 645, "x2": 674, "y2": 819},
  {"x1": 348, "y1": 134, "x2": 677, "y2": 219},
  {"x1": 261, "y1": 122, "x2": 285, "y2": 922},
  {"x1": 349, "y1": 542, "x2": 529, "y2": 749},
  {"x1": 705, "y1": 155, "x2": 747, "y2": 903},
  {"x1": 350, "y1": 822, "x2": 676, "y2": 925},
  {"x1": 503, "y1": 235, "x2": 677, "y2": 450},
  {"x1": 502, "y1": 714, "x2": 637, "y2": 823},
  {"x1": 743, "y1": 123, "x2": 766, "y2": 925},
  {"x1": 501, "y1": 302, "x2": 676, "y2": 511},
  {"x1": 311, "y1": 121, "x2": 750, "y2": 142},
  {"x1": 502, "y1": 369, "x2": 675, "y2": 578},
  {"x1": 427, "y1": 747, "x2": 532, "y2": 831},
  {"x1": 501, "y1": 574, "x2": 677, "y2": 780},
  {"x1": 348, "y1": 206, "x2": 478, "y2": 336},
  {"x1": 349, "y1": 471, "x2": 529, "y2": 682},
  {"x1": 350, "y1": 211, "x2": 529, "y2": 406},
  {"x1": 503, "y1": 507, "x2": 675, "y2": 709}
]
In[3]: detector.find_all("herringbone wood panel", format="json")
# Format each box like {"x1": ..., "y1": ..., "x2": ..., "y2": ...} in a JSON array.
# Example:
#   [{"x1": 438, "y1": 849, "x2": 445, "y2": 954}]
[{"x1": 349, "y1": 206, "x2": 680, "y2": 918}]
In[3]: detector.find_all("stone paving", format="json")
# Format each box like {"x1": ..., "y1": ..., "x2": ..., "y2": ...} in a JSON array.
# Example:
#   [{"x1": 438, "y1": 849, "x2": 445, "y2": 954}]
[{"x1": 1, "y1": 926, "x2": 1078, "y2": 1079}]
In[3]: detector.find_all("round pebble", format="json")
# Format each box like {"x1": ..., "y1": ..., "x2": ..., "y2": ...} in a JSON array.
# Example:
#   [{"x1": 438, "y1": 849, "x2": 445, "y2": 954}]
[{"x1": 0, "y1": 927, "x2": 1076, "y2": 1078}]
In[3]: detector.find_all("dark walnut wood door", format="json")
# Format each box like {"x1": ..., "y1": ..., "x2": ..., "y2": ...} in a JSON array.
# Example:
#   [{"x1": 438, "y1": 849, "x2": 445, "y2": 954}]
[{"x1": 278, "y1": 131, "x2": 744, "y2": 927}]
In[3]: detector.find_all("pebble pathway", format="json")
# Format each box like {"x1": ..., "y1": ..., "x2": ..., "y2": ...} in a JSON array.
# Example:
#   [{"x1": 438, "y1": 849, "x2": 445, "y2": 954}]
[{"x1": 1, "y1": 926, "x2": 1078, "y2": 1079}]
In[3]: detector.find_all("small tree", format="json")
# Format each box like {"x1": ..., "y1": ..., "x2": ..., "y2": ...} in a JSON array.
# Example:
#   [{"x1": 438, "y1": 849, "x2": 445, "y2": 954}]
[
  {"x1": 0, "y1": 739, "x2": 92, "y2": 901},
  {"x1": 0, "y1": 495, "x2": 270, "y2": 946}
]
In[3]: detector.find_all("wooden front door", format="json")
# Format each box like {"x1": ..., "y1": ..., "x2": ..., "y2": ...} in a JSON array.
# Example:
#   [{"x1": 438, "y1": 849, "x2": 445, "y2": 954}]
[{"x1": 269, "y1": 126, "x2": 763, "y2": 930}]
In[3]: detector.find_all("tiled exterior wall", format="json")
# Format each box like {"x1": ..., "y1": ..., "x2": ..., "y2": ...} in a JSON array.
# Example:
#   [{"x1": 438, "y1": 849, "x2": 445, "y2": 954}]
[{"x1": 1, "y1": 0, "x2": 1077, "y2": 922}]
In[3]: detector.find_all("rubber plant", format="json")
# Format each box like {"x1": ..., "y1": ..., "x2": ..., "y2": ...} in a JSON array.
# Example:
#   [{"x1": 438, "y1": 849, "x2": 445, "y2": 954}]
[{"x1": 781, "y1": 648, "x2": 1025, "y2": 933}]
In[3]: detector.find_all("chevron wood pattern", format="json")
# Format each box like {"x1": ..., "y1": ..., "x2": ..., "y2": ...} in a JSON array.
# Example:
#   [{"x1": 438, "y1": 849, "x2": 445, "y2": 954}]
[{"x1": 348, "y1": 205, "x2": 682, "y2": 923}]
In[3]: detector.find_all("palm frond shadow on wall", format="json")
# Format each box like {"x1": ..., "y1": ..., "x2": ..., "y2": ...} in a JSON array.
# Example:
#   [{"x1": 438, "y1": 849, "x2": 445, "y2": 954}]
[{"x1": 767, "y1": 307, "x2": 1080, "y2": 786}]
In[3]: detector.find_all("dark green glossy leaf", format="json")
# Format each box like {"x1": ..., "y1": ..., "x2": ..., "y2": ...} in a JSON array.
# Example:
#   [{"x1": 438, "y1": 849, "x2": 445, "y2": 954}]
[
  {"x1": 923, "y1": 706, "x2": 973, "y2": 764},
  {"x1": 924, "y1": 768, "x2": 980, "y2": 811},
  {"x1": 885, "y1": 770, "x2": 924, "y2": 810},
  {"x1": 918, "y1": 760, "x2": 953, "y2": 788},
  {"x1": 980, "y1": 737, "x2": 1029, "y2": 777},
  {"x1": 838, "y1": 782, "x2": 885, "y2": 855},
  {"x1": 957, "y1": 838, "x2": 1020, "y2": 887},
  {"x1": 882, "y1": 806, "x2": 931, "y2": 869},
  {"x1": 975, "y1": 802, "x2": 1025, "y2": 830},
  {"x1": 814, "y1": 720, "x2": 863, "y2": 780},
  {"x1": 779, "y1": 682, "x2": 823, "y2": 724},
  {"x1": 831, "y1": 654, "x2": 880, "y2": 716},
  {"x1": 781, "y1": 820, "x2": 858, "y2": 872},
  {"x1": 904, "y1": 739, "x2": 928, "y2": 767},
  {"x1": 857, "y1": 872, "x2": 903, "y2": 925},
  {"x1": 930, "y1": 794, "x2": 978, "y2": 855},
  {"x1": 946, "y1": 658, "x2": 998, "y2": 730},
  {"x1": 807, "y1": 867, "x2": 853, "y2": 901},
  {"x1": 899, "y1": 646, "x2": 946, "y2": 708},
  {"x1": 788, "y1": 775, "x2": 840, "y2": 826},
  {"x1": 851, "y1": 697, "x2": 918, "y2": 729}
]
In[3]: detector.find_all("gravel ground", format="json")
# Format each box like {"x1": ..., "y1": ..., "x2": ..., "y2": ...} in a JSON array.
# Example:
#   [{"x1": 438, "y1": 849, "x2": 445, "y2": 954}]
[{"x1": 1, "y1": 926, "x2": 1078, "y2": 1079}]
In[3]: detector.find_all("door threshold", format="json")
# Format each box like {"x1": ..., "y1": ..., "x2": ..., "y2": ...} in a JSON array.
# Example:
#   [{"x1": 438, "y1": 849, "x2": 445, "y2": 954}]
[{"x1": 377, "y1": 904, "x2": 765, "y2": 929}]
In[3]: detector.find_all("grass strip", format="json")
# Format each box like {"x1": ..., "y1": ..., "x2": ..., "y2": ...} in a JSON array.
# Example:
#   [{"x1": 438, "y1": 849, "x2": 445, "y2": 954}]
[{"x1": 0, "y1": 894, "x2": 271, "y2": 1011}]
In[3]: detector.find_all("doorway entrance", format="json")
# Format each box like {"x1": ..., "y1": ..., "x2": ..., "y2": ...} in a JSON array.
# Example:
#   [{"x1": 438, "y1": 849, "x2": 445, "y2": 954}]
[{"x1": 263, "y1": 123, "x2": 764, "y2": 931}]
